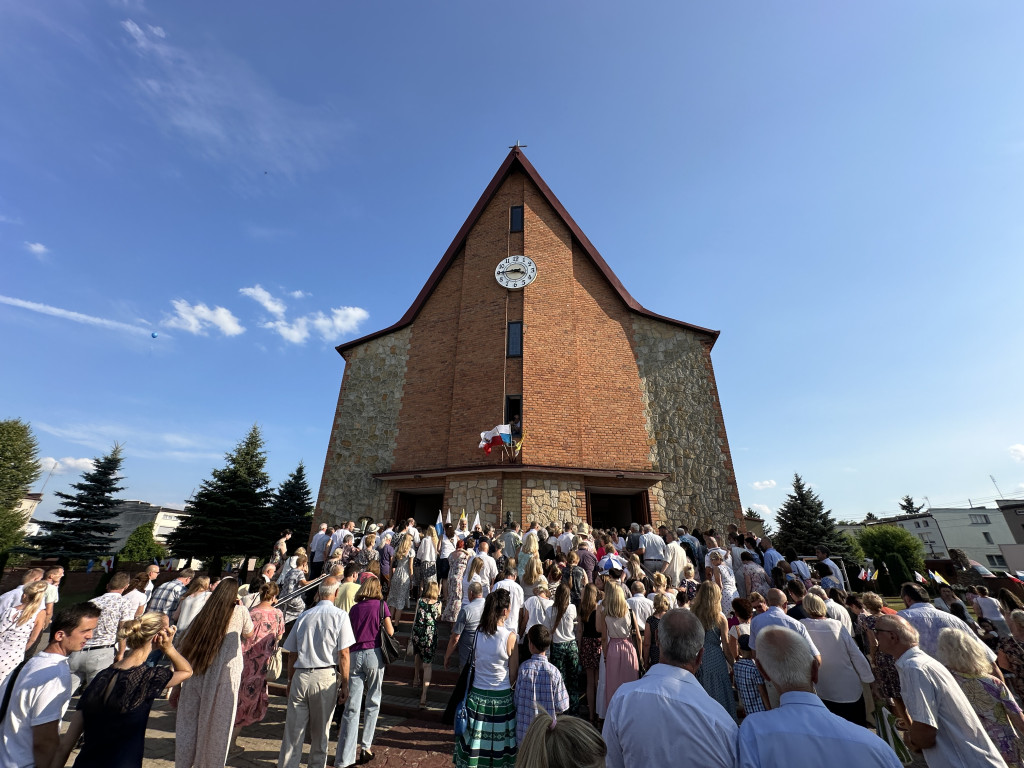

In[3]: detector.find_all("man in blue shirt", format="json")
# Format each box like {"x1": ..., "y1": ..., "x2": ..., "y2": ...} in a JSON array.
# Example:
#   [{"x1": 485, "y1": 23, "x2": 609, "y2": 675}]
[{"x1": 739, "y1": 625, "x2": 903, "y2": 768}]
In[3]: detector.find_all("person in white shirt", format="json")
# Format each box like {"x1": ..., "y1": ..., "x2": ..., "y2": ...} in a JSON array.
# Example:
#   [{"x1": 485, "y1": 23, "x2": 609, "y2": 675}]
[
  {"x1": 973, "y1": 586, "x2": 1011, "y2": 637},
  {"x1": 520, "y1": 581, "x2": 553, "y2": 645},
  {"x1": 625, "y1": 582, "x2": 655, "y2": 632},
  {"x1": 603, "y1": 608, "x2": 739, "y2": 768},
  {"x1": 875, "y1": 615, "x2": 1005, "y2": 768},
  {"x1": 67, "y1": 572, "x2": 136, "y2": 693},
  {"x1": 557, "y1": 522, "x2": 575, "y2": 556},
  {"x1": 142, "y1": 564, "x2": 160, "y2": 602},
  {"x1": 740, "y1": 624, "x2": 903, "y2": 768},
  {"x1": 474, "y1": 540, "x2": 499, "y2": 586},
  {"x1": 637, "y1": 525, "x2": 667, "y2": 575},
  {"x1": 0, "y1": 602, "x2": 101, "y2": 768},
  {"x1": 310, "y1": 523, "x2": 329, "y2": 576},
  {"x1": 278, "y1": 578, "x2": 355, "y2": 768},
  {"x1": 932, "y1": 585, "x2": 966, "y2": 615},
  {"x1": 493, "y1": 564, "x2": 524, "y2": 635},
  {"x1": 662, "y1": 531, "x2": 689, "y2": 588},
  {"x1": 807, "y1": 585, "x2": 854, "y2": 635},
  {"x1": 798, "y1": 593, "x2": 874, "y2": 726},
  {"x1": 404, "y1": 518, "x2": 421, "y2": 548},
  {"x1": 898, "y1": 583, "x2": 999, "y2": 670}
]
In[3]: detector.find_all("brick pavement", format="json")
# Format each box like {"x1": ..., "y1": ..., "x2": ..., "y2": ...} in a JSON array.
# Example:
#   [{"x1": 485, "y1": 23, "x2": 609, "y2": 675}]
[{"x1": 62, "y1": 694, "x2": 454, "y2": 768}]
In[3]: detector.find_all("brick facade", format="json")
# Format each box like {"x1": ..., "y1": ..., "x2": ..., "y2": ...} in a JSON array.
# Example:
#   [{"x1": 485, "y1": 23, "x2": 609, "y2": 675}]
[{"x1": 314, "y1": 150, "x2": 742, "y2": 534}]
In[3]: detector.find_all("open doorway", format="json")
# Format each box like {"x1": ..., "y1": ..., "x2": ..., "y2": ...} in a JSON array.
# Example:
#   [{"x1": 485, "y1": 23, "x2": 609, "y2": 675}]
[
  {"x1": 393, "y1": 489, "x2": 445, "y2": 528},
  {"x1": 586, "y1": 489, "x2": 651, "y2": 531}
]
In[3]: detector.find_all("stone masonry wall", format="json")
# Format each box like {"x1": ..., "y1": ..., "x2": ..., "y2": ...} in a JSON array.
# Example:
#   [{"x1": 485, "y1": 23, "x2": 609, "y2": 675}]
[
  {"x1": 523, "y1": 476, "x2": 585, "y2": 529},
  {"x1": 632, "y1": 316, "x2": 742, "y2": 532},
  {"x1": 446, "y1": 476, "x2": 502, "y2": 531},
  {"x1": 314, "y1": 328, "x2": 412, "y2": 525}
]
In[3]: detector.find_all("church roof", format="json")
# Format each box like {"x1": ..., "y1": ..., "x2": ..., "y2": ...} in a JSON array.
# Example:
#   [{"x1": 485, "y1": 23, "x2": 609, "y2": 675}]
[{"x1": 337, "y1": 147, "x2": 719, "y2": 355}]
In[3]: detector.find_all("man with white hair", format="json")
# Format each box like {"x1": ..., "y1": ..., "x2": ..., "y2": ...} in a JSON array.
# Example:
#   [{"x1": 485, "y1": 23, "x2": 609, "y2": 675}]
[
  {"x1": 603, "y1": 609, "x2": 738, "y2": 768},
  {"x1": 278, "y1": 577, "x2": 354, "y2": 768},
  {"x1": 310, "y1": 522, "x2": 329, "y2": 576},
  {"x1": 740, "y1": 625, "x2": 903, "y2": 767},
  {"x1": 875, "y1": 615, "x2": 1004, "y2": 768}
]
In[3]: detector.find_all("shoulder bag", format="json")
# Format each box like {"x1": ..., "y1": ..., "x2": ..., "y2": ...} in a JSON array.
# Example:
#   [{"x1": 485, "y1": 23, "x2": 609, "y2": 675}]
[
  {"x1": 0, "y1": 659, "x2": 29, "y2": 723},
  {"x1": 378, "y1": 599, "x2": 401, "y2": 665},
  {"x1": 443, "y1": 633, "x2": 478, "y2": 732}
]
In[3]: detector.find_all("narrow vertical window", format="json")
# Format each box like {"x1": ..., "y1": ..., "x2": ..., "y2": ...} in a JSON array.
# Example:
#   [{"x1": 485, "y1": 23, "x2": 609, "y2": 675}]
[
  {"x1": 509, "y1": 206, "x2": 524, "y2": 232},
  {"x1": 507, "y1": 321, "x2": 522, "y2": 357}
]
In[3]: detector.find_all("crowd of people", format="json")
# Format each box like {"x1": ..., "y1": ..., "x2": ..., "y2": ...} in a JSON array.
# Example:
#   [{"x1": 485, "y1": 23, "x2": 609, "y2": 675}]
[{"x1": 0, "y1": 516, "x2": 1022, "y2": 768}]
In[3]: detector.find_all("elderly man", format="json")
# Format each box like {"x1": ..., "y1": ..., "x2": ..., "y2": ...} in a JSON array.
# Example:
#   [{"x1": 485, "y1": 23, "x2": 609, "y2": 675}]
[
  {"x1": 637, "y1": 524, "x2": 667, "y2": 576},
  {"x1": 897, "y1": 582, "x2": 999, "y2": 671},
  {"x1": 603, "y1": 609, "x2": 738, "y2": 768},
  {"x1": 749, "y1": 589, "x2": 820, "y2": 661},
  {"x1": 278, "y1": 577, "x2": 354, "y2": 768},
  {"x1": 739, "y1": 625, "x2": 903, "y2": 768},
  {"x1": 444, "y1": 582, "x2": 486, "y2": 668},
  {"x1": 147, "y1": 568, "x2": 195, "y2": 618},
  {"x1": 310, "y1": 522, "x2": 329, "y2": 575},
  {"x1": 474, "y1": 539, "x2": 498, "y2": 586},
  {"x1": 874, "y1": 615, "x2": 1004, "y2": 767},
  {"x1": 759, "y1": 537, "x2": 783, "y2": 575}
]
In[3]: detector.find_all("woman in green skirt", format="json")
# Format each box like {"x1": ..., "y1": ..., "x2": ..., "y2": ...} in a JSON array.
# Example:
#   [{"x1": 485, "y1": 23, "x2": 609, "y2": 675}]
[{"x1": 454, "y1": 588, "x2": 519, "y2": 768}]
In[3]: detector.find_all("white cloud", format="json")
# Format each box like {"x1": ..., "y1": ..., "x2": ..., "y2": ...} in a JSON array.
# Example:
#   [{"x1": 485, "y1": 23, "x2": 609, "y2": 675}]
[
  {"x1": 1010, "y1": 444, "x2": 1024, "y2": 462},
  {"x1": 119, "y1": 19, "x2": 349, "y2": 178},
  {"x1": 24, "y1": 241, "x2": 49, "y2": 257},
  {"x1": 39, "y1": 456, "x2": 95, "y2": 475},
  {"x1": 36, "y1": 422, "x2": 225, "y2": 462},
  {"x1": 147, "y1": 24, "x2": 165, "y2": 38},
  {"x1": 164, "y1": 299, "x2": 244, "y2": 336},
  {"x1": 239, "y1": 284, "x2": 286, "y2": 318},
  {"x1": 752, "y1": 479, "x2": 777, "y2": 490},
  {"x1": 287, "y1": 290, "x2": 308, "y2": 299},
  {"x1": 0, "y1": 294, "x2": 153, "y2": 335},
  {"x1": 0, "y1": 214, "x2": 23, "y2": 225},
  {"x1": 748, "y1": 503, "x2": 772, "y2": 518},
  {"x1": 263, "y1": 305, "x2": 369, "y2": 345}
]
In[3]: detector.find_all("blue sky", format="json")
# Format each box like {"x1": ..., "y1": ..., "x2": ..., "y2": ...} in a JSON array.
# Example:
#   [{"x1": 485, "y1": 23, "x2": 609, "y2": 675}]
[{"x1": 3, "y1": 2, "x2": 1023, "y2": 528}]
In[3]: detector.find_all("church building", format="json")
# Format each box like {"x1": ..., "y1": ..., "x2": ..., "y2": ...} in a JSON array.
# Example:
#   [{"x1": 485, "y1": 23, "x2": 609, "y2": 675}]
[{"x1": 315, "y1": 148, "x2": 742, "y2": 534}]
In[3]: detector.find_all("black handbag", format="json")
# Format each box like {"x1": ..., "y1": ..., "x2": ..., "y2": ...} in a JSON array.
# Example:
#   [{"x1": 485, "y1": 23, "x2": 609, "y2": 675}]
[
  {"x1": 378, "y1": 599, "x2": 401, "y2": 665},
  {"x1": 443, "y1": 634, "x2": 477, "y2": 727}
]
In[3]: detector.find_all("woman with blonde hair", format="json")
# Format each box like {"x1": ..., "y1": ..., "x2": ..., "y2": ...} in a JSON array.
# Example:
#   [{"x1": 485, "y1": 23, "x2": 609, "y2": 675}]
[
  {"x1": 516, "y1": 711, "x2": 606, "y2": 768},
  {"x1": 278, "y1": 553, "x2": 310, "y2": 623},
  {"x1": 577, "y1": 582, "x2": 602, "y2": 725},
  {"x1": 461, "y1": 556, "x2": 489, "y2": 609},
  {"x1": 707, "y1": 550, "x2": 738, "y2": 616},
  {"x1": 175, "y1": 578, "x2": 254, "y2": 768},
  {"x1": 55, "y1": 612, "x2": 192, "y2": 767},
  {"x1": 939, "y1": 626, "x2": 1024, "y2": 768},
  {"x1": 387, "y1": 533, "x2": 415, "y2": 624},
  {"x1": 172, "y1": 574, "x2": 211, "y2": 637},
  {"x1": 0, "y1": 580, "x2": 47, "y2": 681},
  {"x1": 521, "y1": 555, "x2": 543, "y2": 594},
  {"x1": 690, "y1": 580, "x2": 736, "y2": 720},
  {"x1": 231, "y1": 581, "x2": 285, "y2": 754},
  {"x1": 680, "y1": 562, "x2": 699, "y2": 603},
  {"x1": 338, "y1": 575, "x2": 395, "y2": 766},
  {"x1": 545, "y1": 582, "x2": 580, "y2": 715},
  {"x1": 518, "y1": 534, "x2": 539, "y2": 582},
  {"x1": 799, "y1": 593, "x2": 873, "y2": 726},
  {"x1": 597, "y1": 581, "x2": 641, "y2": 709}
]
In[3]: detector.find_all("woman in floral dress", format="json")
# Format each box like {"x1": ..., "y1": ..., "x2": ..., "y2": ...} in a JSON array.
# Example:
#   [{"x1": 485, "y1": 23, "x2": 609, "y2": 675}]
[
  {"x1": 231, "y1": 582, "x2": 285, "y2": 755},
  {"x1": 386, "y1": 533, "x2": 415, "y2": 625},
  {"x1": 939, "y1": 626, "x2": 1024, "y2": 768},
  {"x1": 442, "y1": 541, "x2": 471, "y2": 623},
  {"x1": 411, "y1": 581, "x2": 442, "y2": 707},
  {"x1": 997, "y1": 609, "x2": 1024, "y2": 705}
]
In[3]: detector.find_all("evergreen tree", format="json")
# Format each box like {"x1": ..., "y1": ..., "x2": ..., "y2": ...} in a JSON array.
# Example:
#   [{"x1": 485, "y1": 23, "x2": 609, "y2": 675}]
[
  {"x1": 166, "y1": 425, "x2": 272, "y2": 575},
  {"x1": 863, "y1": 512, "x2": 879, "y2": 523},
  {"x1": 120, "y1": 521, "x2": 167, "y2": 563},
  {"x1": 270, "y1": 461, "x2": 314, "y2": 553},
  {"x1": 33, "y1": 445, "x2": 125, "y2": 565},
  {"x1": 774, "y1": 474, "x2": 856, "y2": 563},
  {"x1": 898, "y1": 495, "x2": 925, "y2": 515},
  {"x1": 0, "y1": 419, "x2": 43, "y2": 569}
]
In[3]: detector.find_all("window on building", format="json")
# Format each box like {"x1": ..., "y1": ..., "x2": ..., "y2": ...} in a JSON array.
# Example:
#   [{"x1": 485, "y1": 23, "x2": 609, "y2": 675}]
[
  {"x1": 969, "y1": 513, "x2": 991, "y2": 524},
  {"x1": 914, "y1": 521, "x2": 920, "y2": 528},
  {"x1": 507, "y1": 321, "x2": 522, "y2": 357},
  {"x1": 983, "y1": 532, "x2": 994, "y2": 545},
  {"x1": 923, "y1": 521, "x2": 929, "y2": 527},
  {"x1": 510, "y1": 206, "x2": 524, "y2": 232},
  {"x1": 987, "y1": 555, "x2": 1007, "y2": 567},
  {"x1": 505, "y1": 395, "x2": 522, "y2": 428}
]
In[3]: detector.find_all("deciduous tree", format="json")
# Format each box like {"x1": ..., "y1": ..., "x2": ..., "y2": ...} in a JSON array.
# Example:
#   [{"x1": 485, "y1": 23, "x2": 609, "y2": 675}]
[{"x1": 120, "y1": 521, "x2": 167, "y2": 563}]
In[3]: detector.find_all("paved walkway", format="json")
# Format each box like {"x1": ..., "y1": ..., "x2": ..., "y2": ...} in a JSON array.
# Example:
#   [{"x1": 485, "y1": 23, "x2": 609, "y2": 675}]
[{"x1": 65, "y1": 694, "x2": 455, "y2": 768}]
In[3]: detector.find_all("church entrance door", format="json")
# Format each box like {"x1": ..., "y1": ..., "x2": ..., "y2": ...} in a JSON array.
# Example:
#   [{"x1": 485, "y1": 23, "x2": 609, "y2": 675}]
[
  {"x1": 586, "y1": 489, "x2": 651, "y2": 531},
  {"x1": 393, "y1": 489, "x2": 445, "y2": 529}
]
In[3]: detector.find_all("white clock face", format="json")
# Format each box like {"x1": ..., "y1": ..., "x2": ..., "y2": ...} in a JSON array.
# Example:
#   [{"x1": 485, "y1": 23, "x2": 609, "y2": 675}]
[{"x1": 495, "y1": 255, "x2": 537, "y2": 290}]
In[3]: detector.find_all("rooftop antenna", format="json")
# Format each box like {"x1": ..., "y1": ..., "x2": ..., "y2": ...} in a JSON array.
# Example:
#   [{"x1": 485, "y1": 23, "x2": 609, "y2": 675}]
[
  {"x1": 990, "y1": 475, "x2": 1005, "y2": 498},
  {"x1": 923, "y1": 496, "x2": 932, "y2": 510},
  {"x1": 38, "y1": 463, "x2": 57, "y2": 494}
]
